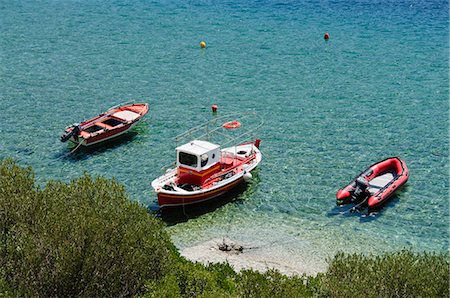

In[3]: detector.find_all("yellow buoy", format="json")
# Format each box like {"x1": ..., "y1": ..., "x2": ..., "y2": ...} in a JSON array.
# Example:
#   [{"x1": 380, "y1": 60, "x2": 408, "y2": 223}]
[{"x1": 200, "y1": 41, "x2": 206, "y2": 48}]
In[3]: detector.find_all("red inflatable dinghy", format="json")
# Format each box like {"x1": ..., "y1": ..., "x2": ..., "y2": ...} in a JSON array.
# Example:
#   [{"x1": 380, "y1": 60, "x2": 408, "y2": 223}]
[{"x1": 336, "y1": 157, "x2": 408, "y2": 210}]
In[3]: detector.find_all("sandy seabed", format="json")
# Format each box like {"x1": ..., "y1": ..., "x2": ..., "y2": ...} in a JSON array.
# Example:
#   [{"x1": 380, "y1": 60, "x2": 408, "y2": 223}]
[{"x1": 180, "y1": 237, "x2": 328, "y2": 276}]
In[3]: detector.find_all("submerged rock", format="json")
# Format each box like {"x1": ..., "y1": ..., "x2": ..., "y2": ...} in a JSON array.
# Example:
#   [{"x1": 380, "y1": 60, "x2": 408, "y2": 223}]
[{"x1": 218, "y1": 238, "x2": 244, "y2": 254}]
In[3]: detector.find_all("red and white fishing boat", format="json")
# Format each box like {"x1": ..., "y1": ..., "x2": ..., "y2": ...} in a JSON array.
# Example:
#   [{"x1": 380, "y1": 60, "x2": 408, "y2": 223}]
[
  {"x1": 60, "y1": 103, "x2": 148, "y2": 148},
  {"x1": 152, "y1": 113, "x2": 263, "y2": 208},
  {"x1": 336, "y1": 157, "x2": 409, "y2": 210}
]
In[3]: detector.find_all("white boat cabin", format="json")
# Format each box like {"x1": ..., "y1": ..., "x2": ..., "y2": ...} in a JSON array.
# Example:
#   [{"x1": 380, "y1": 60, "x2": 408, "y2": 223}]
[{"x1": 176, "y1": 140, "x2": 220, "y2": 172}]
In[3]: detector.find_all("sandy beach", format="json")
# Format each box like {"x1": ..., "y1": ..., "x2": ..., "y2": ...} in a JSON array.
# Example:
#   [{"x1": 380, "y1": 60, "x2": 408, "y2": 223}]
[{"x1": 180, "y1": 237, "x2": 328, "y2": 276}]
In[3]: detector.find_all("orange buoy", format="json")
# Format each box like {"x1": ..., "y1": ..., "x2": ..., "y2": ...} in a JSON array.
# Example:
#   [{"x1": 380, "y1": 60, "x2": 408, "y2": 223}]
[
  {"x1": 324, "y1": 32, "x2": 330, "y2": 40},
  {"x1": 211, "y1": 104, "x2": 218, "y2": 113},
  {"x1": 222, "y1": 121, "x2": 241, "y2": 129},
  {"x1": 200, "y1": 41, "x2": 206, "y2": 48}
]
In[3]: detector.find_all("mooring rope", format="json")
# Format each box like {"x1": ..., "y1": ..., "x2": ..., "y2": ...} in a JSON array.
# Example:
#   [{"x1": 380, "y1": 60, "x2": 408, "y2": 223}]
[
  {"x1": 68, "y1": 139, "x2": 85, "y2": 155},
  {"x1": 339, "y1": 198, "x2": 368, "y2": 215}
]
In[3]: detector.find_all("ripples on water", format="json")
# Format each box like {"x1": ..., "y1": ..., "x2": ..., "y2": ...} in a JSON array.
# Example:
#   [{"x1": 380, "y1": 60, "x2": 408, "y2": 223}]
[{"x1": 1, "y1": 0, "x2": 448, "y2": 266}]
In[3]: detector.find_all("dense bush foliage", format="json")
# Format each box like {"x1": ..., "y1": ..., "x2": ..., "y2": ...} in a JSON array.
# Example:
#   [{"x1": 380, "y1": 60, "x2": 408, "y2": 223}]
[
  {"x1": 1, "y1": 159, "x2": 448, "y2": 297},
  {"x1": 320, "y1": 251, "x2": 450, "y2": 297},
  {"x1": 0, "y1": 159, "x2": 176, "y2": 297},
  {"x1": 235, "y1": 269, "x2": 318, "y2": 298},
  {"x1": 143, "y1": 261, "x2": 318, "y2": 298},
  {"x1": 143, "y1": 260, "x2": 238, "y2": 297},
  {"x1": 143, "y1": 251, "x2": 449, "y2": 298}
]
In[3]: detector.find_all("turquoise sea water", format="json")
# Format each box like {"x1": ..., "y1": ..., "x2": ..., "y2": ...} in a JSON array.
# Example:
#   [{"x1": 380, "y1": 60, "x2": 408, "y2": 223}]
[{"x1": 1, "y1": 0, "x2": 448, "y2": 269}]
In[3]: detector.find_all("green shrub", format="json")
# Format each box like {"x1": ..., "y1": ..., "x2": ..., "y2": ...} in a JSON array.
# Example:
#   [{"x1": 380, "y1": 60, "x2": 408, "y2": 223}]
[
  {"x1": 205, "y1": 262, "x2": 238, "y2": 293},
  {"x1": 0, "y1": 269, "x2": 16, "y2": 297},
  {"x1": 0, "y1": 159, "x2": 176, "y2": 297},
  {"x1": 143, "y1": 260, "x2": 236, "y2": 298},
  {"x1": 144, "y1": 261, "x2": 319, "y2": 298},
  {"x1": 236, "y1": 269, "x2": 316, "y2": 298},
  {"x1": 321, "y1": 250, "x2": 450, "y2": 297}
]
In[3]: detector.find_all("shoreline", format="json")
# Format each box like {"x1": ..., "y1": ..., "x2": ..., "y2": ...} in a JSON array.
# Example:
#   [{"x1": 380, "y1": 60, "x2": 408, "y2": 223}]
[{"x1": 180, "y1": 237, "x2": 328, "y2": 276}]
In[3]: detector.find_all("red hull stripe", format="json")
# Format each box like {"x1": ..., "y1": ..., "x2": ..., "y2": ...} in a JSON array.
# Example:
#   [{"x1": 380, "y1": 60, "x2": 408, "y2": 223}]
[
  {"x1": 178, "y1": 164, "x2": 221, "y2": 177},
  {"x1": 84, "y1": 123, "x2": 133, "y2": 145},
  {"x1": 158, "y1": 177, "x2": 243, "y2": 207}
]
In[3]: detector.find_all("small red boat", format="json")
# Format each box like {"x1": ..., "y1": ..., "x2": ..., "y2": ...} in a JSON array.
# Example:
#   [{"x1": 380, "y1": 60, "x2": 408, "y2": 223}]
[
  {"x1": 152, "y1": 139, "x2": 262, "y2": 208},
  {"x1": 60, "y1": 103, "x2": 148, "y2": 148},
  {"x1": 336, "y1": 157, "x2": 409, "y2": 210},
  {"x1": 152, "y1": 113, "x2": 263, "y2": 208}
]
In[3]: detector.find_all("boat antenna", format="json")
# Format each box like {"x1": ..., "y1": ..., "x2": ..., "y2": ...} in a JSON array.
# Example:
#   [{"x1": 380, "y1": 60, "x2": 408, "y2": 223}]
[{"x1": 174, "y1": 111, "x2": 260, "y2": 146}]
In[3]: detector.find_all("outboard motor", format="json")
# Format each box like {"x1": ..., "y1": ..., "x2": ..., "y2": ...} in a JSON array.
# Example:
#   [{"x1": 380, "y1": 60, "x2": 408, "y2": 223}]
[
  {"x1": 351, "y1": 177, "x2": 369, "y2": 203},
  {"x1": 60, "y1": 124, "x2": 80, "y2": 142}
]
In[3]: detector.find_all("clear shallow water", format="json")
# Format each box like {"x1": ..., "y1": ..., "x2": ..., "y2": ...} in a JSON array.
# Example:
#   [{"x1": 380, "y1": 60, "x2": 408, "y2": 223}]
[{"x1": 1, "y1": 0, "x2": 448, "y2": 268}]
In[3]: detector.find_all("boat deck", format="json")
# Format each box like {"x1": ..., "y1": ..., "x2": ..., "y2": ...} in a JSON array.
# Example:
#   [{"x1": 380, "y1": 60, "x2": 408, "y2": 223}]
[
  {"x1": 368, "y1": 172, "x2": 395, "y2": 194},
  {"x1": 113, "y1": 110, "x2": 141, "y2": 121}
]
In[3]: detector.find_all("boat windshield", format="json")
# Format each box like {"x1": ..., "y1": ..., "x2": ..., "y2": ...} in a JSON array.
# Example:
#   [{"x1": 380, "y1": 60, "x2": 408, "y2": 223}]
[{"x1": 179, "y1": 152, "x2": 198, "y2": 167}]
